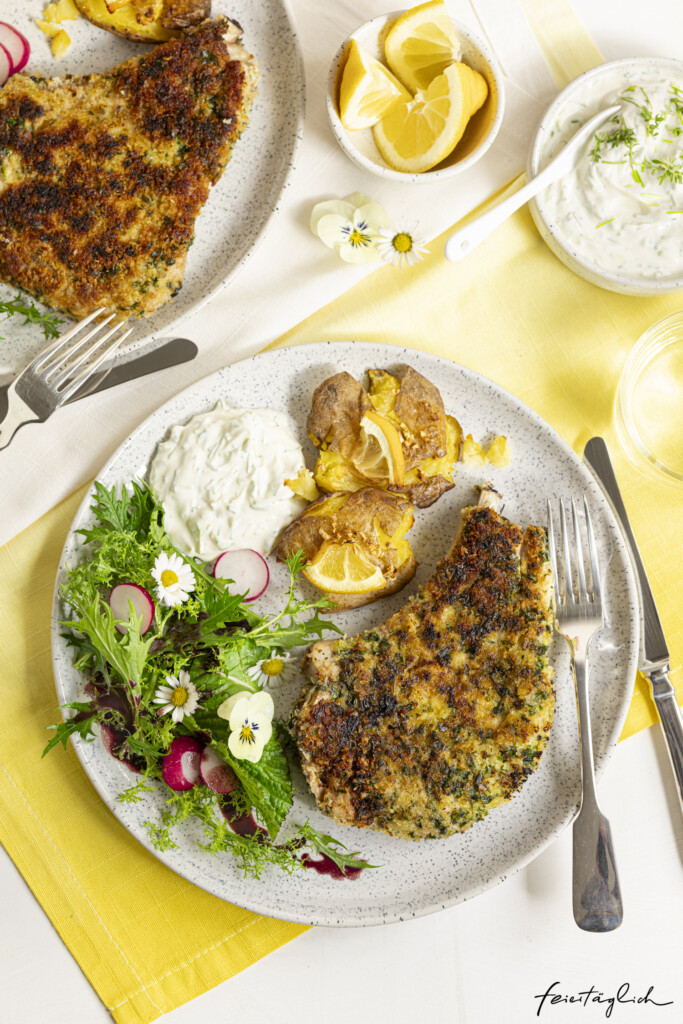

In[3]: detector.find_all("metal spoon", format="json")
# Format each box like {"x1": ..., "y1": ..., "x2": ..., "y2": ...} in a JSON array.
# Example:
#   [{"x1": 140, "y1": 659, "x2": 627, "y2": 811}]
[{"x1": 444, "y1": 104, "x2": 621, "y2": 262}]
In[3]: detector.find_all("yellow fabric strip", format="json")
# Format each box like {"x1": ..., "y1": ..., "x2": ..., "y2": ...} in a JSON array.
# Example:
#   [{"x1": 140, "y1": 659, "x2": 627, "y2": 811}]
[
  {"x1": 520, "y1": 0, "x2": 604, "y2": 85},
  {"x1": 0, "y1": 486, "x2": 306, "y2": 1024}
]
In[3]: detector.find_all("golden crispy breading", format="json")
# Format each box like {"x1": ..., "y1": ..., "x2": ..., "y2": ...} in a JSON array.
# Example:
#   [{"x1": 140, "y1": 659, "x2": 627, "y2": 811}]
[
  {"x1": 292, "y1": 493, "x2": 555, "y2": 841},
  {"x1": 0, "y1": 17, "x2": 257, "y2": 319}
]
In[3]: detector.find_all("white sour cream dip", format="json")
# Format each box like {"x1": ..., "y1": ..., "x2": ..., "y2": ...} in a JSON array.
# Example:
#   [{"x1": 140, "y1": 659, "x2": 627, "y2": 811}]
[
  {"x1": 149, "y1": 403, "x2": 307, "y2": 560},
  {"x1": 537, "y1": 65, "x2": 683, "y2": 280}
]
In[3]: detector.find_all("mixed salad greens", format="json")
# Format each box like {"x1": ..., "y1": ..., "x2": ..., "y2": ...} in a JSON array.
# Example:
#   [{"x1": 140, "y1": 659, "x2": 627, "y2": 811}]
[{"x1": 46, "y1": 481, "x2": 372, "y2": 878}]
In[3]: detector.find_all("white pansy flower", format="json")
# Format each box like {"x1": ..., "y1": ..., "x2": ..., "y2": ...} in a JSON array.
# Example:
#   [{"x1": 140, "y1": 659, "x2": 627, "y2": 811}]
[
  {"x1": 151, "y1": 551, "x2": 196, "y2": 607},
  {"x1": 311, "y1": 192, "x2": 390, "y2": 263},
  {"x1": 376, "y1": 223, "x2": 429, "y2": 268},
  {"x1": 217, "y1": 690, "x2": 275, "y2": 763},
  {"x1": 153, "y1": 670, "x2": 200, "y2": 723}
]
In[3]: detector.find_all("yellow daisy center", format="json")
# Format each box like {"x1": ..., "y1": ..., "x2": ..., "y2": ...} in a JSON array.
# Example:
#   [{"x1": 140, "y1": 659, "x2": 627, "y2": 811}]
[
  {"x1": 240, "y1": 722, "x2": 256, "y2": 744},
  {"x1": 262, "y1": 658, "x2": 284, "y2": 677},
  {"x1": 171, "y1": 687, "x2": 188, "y2": 707},
  {"x1": 161, "y1": 568, "x2": 179, "y2": 587},
  {"x1": 393, "y1": 232, "x2": 412, "y2": 253}
]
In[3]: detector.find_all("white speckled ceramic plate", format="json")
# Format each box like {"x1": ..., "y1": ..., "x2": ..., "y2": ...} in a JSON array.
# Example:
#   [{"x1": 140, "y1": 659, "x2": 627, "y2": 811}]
[
  {"x1": 0, "y1": 1, "x2": 304, "y2": 374},
  {"x1": 51, "y1": 342, "x2": 639, "y2": 926}
]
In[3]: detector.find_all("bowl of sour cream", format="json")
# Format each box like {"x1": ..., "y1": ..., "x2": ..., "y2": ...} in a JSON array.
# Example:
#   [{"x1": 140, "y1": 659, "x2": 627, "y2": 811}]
[{"x1": 528, "y1": 57, "x2": 683, "y2": 296}]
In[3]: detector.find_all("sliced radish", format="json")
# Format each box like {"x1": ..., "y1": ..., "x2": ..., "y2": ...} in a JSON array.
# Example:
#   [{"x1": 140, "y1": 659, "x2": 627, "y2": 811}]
[
  {"x1": 199, "y1": 747, "x2": 238, "y2": 794},
  {"x1": 0, "y1": 45, "x2": 10, "y2": 87},
  {"x1": 0, "y1": 24, "x2": 30, "y2": 74},
  {"x1": 162, "y1": 737, "x2": 203, "y2": 791},
  {"x1": 213, "y1": 549, "x2": 269, "y2": 602},
  {"x1": 109, "y1": 583, "x2": 155, "y2": 634}
]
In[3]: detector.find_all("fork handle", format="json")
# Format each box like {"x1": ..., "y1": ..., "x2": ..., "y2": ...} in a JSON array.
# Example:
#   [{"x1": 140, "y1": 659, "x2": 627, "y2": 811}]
[
  {"x1": 0, "y1": 387, "x2": 42, "y2": 451},
  {"x1": 572, "y1": 655, "x2": 623, "y2": 932}
]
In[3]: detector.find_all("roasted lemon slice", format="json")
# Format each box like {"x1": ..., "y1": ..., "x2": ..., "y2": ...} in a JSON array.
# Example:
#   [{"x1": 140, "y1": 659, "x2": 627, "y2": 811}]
[
  {"x1": 354, "y1": 410, "x2": 406, "y2": 484},
  {"x1": 373, "y1": 61, "x2": 487, "y2": 173},
  {"x1": 339, "y1": 39, "x2": 411, "y2": 130},
  {"x1": 303, "y1": 541, "x2": 387, "y2": 594},
  {"x1": 384, "y1": 0, "x2": 463, "y2": 92}
]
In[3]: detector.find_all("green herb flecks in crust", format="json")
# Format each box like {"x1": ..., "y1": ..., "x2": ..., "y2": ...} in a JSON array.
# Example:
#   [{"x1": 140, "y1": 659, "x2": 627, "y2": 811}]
[{"x1": 45, "y1": 481, "x2": 374, "y2": 879}]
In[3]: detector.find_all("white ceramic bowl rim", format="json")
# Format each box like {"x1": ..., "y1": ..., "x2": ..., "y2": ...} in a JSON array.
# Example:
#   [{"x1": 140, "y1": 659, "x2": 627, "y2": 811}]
[
  {"x1": 326, "y1": 11, "x2": 506, "y2": 184},
  {"x1": 528, "y1": 56, "x2": 683, "y2": 294}
]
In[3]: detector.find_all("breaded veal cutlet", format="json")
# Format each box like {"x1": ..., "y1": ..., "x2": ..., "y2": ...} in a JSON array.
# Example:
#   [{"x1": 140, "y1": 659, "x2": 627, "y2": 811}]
[
  {"x1": 292, "y1": 485, "x2": 555, "y2": 842},
  {"x1": 0, "y1": 17, "x2": 258, "y2": 320}
]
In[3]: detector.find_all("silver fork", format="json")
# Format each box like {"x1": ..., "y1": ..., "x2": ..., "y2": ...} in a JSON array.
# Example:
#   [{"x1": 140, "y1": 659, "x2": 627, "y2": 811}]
[
  {"x1": 0, "y1": 308, "x2": 133, "y2": 451},
  {"x1": 547, "y1": 497, "x2": 623, "y2": 932}
]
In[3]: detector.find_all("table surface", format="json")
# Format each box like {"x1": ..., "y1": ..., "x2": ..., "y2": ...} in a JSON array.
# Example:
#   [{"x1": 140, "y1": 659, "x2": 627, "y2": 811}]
[{"x1": 3, "y1": 2, "x2": 683, "y2": 1023}]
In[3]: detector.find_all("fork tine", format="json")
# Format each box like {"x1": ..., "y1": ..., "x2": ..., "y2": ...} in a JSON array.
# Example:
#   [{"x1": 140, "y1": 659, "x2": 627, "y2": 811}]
[
  {"x1": 49, "y1": 316, "x2": 124, "y2": 390},
  {"x1": 560, "y1": 498, "x2": 576, "y2": 603},
  {"x1": 584, "y1": 496, "x2": 601, "y2": 604},
  {"x1": 571, "y1": 497, "x2": 588, "y2": 602},
  {"x1": 59, "y1": 323, "x2": 133, "y2": 402},
  {"x1": 546, "y1": 500, "x2": 564, "y2": 605},
  {"x1": 32, "y1": 307, "x2": 108, "y2": 373}
]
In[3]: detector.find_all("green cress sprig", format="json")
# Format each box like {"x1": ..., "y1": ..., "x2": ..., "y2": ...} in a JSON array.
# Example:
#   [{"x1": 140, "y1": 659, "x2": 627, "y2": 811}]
[
  {"x1": 0, "y1": 292, "x2": 63, "y2": 340},
  {"x1": 45, "y1": 481, "x2": 373, "y2": 879}
]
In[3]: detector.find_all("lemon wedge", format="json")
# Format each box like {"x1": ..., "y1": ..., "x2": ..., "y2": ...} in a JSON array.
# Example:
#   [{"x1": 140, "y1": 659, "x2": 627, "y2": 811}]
[
  {"x1": 303, "y1": 541, "x2": 387, "y2": 594},
  {"x1": 384, "y1": 0, "x2": 463, "y2": 92},
  {"x1": 373, "y1": 61, "x2": 488, "y2": 173},
  {"x1": 354, "y1": 410, "x2": 406, "y2": 484},
  {"x1": 339, "y1": 39, "x2": 411, "y2": 130}
]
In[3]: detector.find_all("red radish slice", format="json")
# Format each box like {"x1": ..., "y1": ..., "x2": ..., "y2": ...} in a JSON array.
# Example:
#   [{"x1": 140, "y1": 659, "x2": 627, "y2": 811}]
[
  {"x1": 213, "y1": 549, "x2": 269, "y2": 601},
  {"x1": 162, "y1": 737, "x2": 203, "y2": 791},
  {"x1": 0, "y1": 45, "x2": 10, "y2": 87},
  {"x1": 0, "y1": 24, "x2": 30, "y2": 74},
  {"x1": 200, "y1": 747, "x2": 238, "y2": 794},
  {"x1": 109, "y1": 583, "x2": 155, "y2": 634}
]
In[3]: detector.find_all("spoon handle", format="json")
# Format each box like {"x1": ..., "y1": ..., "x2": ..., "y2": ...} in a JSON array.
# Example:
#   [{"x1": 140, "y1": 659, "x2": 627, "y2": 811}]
[{"x1": 444, "y1": 104, "x2": 621, "y2": 263}]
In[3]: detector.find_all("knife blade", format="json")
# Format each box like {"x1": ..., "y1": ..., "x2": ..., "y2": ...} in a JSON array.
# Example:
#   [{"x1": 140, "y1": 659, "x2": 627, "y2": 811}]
[
  {"x1": 584, "y1": 436, "x2": 683, "y2": 812},
  {"x1": 66, "y1": 336, "x2": 198, "y2": 403}
]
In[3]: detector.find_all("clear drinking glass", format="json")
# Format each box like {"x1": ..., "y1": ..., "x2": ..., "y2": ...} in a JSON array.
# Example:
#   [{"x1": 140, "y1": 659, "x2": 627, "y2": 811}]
[{"x1": 616, "y1": 312, "x2": 683, "y2": 483}]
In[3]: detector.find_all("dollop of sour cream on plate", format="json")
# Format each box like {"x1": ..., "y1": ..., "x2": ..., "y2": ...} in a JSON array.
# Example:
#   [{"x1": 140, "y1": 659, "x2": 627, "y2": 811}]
[
  {"x1": 537, "y1": 67, "x2": 683, "y2": 281},
  {"x1": 149, "y1": 403, "x2": 307, "y2": 561}
]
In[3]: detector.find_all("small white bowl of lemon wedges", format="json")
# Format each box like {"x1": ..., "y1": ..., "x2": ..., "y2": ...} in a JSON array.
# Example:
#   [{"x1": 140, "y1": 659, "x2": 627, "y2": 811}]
[{"x1": 327, "y1": 0, "x2": 505, "y2": 182}]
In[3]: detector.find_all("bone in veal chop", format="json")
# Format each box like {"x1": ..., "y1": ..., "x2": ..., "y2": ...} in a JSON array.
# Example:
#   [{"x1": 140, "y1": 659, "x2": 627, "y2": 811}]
[
  {"x1": 0, "y1": 17, "x2": 257, "y2": 319},
  {"x1": 292, "y1": 486, "x2": 555, "y2": 841}
]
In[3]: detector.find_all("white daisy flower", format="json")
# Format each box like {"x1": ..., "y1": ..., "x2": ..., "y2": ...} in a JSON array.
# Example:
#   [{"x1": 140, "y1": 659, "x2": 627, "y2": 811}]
[
  {"x1": 377, "y1": 223, "x2": 429, "y2": 268},
  {"x1": 153, "y1": 670, "x2": 200, "y2": 723},
  {"x1": 217, "y1": 690, "x2": 275, "y2": 763},
  {"x1": 310, "y1": 192, "x2": 389, "y2": 264},
  {"x1": 247, "y1": 650, "x2": 296, "y2": 690},
  {"x1": 151, "y1": 551, "x2": 196, "y2": 607}
]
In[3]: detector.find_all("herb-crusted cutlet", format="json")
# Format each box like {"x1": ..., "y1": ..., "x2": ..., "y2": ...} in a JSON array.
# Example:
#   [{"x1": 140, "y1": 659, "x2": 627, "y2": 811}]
[
  {"x1": 292, "y1": 492, "x2": 555, "y2": 842},
  {"x1": 0, "y1": 17, "x2": 258, "y2": 319}
]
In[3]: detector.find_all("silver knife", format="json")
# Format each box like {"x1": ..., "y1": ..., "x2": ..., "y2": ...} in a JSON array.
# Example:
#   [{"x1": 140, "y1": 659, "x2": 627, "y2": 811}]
[
  {"x1": 584, "y1": 436, "x2": 683, "y2": 812},
  {"x1": 65, "y1": 336, "x2": 198, "y2": 403},
  {"x1": 0, "y1": 337, "x2": 197, "y2": 423}
]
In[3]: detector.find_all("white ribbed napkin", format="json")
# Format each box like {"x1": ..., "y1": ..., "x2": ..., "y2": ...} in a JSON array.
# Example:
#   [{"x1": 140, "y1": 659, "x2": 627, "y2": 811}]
[{"x1": 1, "y1": 0, "x2": 557, "y2": 545}]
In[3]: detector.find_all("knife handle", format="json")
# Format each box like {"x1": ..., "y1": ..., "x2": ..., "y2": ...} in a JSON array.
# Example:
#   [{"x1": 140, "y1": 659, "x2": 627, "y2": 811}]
[{"x1": 650, "y1": 666, "x2": 683, "y2": 813}]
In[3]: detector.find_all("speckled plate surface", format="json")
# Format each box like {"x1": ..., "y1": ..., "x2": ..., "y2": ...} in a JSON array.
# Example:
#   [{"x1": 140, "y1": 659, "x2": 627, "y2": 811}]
[
  {"x1": 51, "y1": 342, "x2": 640, "y2": 926},
  {"x1": 0, "y1": 1, "x2": 304, "y2": 375}
]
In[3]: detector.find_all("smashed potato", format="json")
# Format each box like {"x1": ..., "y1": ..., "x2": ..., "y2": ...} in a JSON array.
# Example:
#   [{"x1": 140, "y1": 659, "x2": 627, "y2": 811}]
[
  {"x1": 73, "y1": 0, "x2": 210, "y2": 42},
  {"x1": 308, "y1": 366, "x2": 460, "y2": 508},
  {"x1": 276, "y1": 488, "x2": 416, "y2": 610},
  {"x1": 307, "y1": 366, "x2": 510, "y2": 507}
]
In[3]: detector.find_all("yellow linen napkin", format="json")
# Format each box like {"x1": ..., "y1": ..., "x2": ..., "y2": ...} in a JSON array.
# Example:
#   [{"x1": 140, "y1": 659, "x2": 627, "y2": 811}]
[
  {"x1": 0, "y1": 486, "x2": 306, "y2": 1024},
  {"x1": 0, "y1": 3, "x2": 680, "y2": 1022}
]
